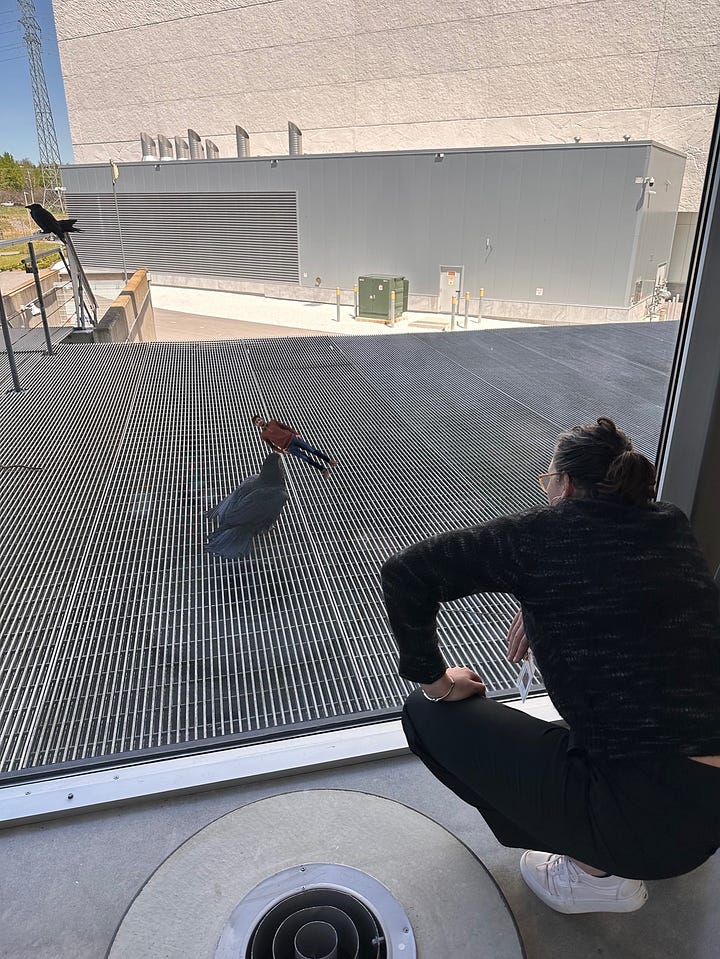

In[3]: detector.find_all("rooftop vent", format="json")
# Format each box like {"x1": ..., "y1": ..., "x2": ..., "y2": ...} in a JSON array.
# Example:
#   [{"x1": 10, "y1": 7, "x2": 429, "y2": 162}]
[
  {"x1": 288, "y1": 121, "x2": 303, "y2": 156},
  {"x1": 174, "y1": 136, "x2": 190, "y2": 160},
  {"x1": 140, "y1": 133, "x2": 157, "y2": 161},
  {"x1": 236, "y1": 125, "x2": 251, "y2": 157},
  {"x1": 157, "y1": 134, "x2": 174, "y2": 161},
  {"x1": 188, "y1": 128, "x2": 204, "y2": 160}
]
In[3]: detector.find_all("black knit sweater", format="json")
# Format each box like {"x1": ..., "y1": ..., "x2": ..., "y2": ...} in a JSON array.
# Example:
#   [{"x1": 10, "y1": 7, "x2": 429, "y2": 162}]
[{"x1": 381, "y1": 498, "x2": 720, "y2": 760}]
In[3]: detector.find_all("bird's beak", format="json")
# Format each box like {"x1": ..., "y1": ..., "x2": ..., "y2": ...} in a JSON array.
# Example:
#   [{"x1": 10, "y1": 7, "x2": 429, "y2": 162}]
[{"x1": 25, "y1": 205, "x2": 31, "y2": 210}]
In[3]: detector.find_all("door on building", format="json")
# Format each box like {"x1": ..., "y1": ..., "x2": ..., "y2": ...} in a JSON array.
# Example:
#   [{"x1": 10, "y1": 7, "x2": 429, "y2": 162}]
[{"x1": 439, "y1": 265, "x2": 463, "y2": 312}]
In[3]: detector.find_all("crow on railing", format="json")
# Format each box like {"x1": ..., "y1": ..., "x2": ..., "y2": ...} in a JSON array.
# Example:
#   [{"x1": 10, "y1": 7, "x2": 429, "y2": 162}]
[{"x1": 26, "y1": 203, "x2": 81, "y2": 242}]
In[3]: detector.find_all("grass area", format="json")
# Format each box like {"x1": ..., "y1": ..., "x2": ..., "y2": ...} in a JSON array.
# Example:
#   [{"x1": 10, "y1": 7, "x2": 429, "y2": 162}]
[{"x1": 0, "y1": 204, "x2": 63, "y2": 272}]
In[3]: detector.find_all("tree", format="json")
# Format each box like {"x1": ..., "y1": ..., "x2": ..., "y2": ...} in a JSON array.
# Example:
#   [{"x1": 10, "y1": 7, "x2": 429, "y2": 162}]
[{"x1": 0, "y1": 153, "x2": 41, "y2": 192}]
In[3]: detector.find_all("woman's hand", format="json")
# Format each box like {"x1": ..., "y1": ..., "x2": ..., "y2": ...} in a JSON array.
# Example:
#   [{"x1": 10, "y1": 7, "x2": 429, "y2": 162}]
[
  {"x1": 506, "y1": 609, "x2": 529, "y2": 663},
  {"x1": 420, "y1": 666, "x2": 486, "y2": 702}
]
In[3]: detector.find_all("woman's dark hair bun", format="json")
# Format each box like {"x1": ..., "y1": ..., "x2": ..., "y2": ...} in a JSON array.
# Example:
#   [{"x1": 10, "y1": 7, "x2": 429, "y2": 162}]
[
  {"x1": 554, "y1": 416, "x2": 655, "y2": 505},
  {"x1": 599, "y1": 448, "x2": 656, "y2": 504}
]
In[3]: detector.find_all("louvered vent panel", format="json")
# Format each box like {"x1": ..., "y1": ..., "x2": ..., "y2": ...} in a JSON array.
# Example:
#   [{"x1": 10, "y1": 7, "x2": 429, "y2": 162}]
[{"x1": 65, "y1": 192, "x2": 299, "y2": 282}]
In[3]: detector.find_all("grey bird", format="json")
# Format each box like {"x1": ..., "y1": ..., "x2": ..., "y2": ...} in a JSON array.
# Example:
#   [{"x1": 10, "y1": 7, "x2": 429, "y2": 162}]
[
  {"x1": 26, "y1": 203, "x2": 82, "y2": 242},
  {"x1": 204, "y1": 453, "x2": 288, "y2": 560}
]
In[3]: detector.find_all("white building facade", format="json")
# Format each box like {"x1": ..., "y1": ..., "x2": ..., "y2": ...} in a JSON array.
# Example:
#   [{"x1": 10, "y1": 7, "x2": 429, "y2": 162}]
[{"x1": 53, "y1": 0, "x2": 718, "y2": 281}]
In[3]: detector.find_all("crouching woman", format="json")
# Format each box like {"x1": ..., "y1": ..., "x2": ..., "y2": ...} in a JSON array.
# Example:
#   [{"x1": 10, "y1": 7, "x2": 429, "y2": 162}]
[{"x1": 381, "y1": 417, "x2": 720, "y2": 914}]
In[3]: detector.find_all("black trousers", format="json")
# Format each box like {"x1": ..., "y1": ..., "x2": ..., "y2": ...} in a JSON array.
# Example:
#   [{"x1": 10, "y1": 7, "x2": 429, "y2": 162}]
[{"x1": 402, "y1": 690, "x2": 720, "y2": 880}]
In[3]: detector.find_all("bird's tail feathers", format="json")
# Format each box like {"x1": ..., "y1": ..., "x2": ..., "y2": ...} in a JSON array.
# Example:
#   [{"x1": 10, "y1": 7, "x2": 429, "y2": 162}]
[
  {"x1": 58, "y1": 219, "x2": 81, "y2": 233},
  {"x1": 205, "y1": 528, "x2": 254, "y2": 560},
  {"x1": 204, "y1": 490, "x2": 233, "y2": 521}
]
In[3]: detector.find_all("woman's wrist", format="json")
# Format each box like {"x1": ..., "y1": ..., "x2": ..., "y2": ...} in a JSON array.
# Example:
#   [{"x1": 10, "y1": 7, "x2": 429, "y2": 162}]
[{"x1": 420, "y1": 672, "x2": 453, "y2": 700}]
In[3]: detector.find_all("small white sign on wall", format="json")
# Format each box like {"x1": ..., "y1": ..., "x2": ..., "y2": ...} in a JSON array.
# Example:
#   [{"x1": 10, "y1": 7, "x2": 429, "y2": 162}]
[{"x1": 535, "y1": 288, "x2": 544, "y2": 296}]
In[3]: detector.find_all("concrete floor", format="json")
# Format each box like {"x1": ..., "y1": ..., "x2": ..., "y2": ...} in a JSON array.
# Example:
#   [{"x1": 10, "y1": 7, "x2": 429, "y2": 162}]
[
  {"x1": 150, "y1": 284, "x2": 533, "y2": 337},
  {"x1": 1, "y1": 752, "x2": 717, "y2": 959},
  {"x1": 152, "y1": 305, "x2": 322, "y2": 341}
]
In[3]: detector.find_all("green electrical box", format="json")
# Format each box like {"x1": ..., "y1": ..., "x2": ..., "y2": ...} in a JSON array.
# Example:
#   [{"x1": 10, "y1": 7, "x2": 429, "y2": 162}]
[{"x1": 358, "y1": 275, "x2": 409, "y2": 321}]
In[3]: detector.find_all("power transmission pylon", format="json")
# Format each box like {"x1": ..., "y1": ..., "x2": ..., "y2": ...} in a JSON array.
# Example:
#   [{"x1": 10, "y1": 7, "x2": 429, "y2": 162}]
[{"x1": 18, "y1": 0, "x2": 66, "y2": 212}]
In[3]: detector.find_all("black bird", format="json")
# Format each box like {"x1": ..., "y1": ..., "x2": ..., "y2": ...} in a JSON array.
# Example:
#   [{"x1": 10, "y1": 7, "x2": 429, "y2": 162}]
[
  {"x1": 205, "y1": 453, "x2": 289, "y2": 560},
  {"x1": 26, "y1": 203, "x2": 82, "y2": 242}
]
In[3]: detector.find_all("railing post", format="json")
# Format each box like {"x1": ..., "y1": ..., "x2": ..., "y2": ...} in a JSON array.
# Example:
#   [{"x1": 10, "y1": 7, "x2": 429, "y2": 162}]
[
  {"x1": 111, "y1": 163, "x2": 129, "y2": 283},
  {"x1": 64, "y1": 236, "x2": 98, "y2": 327},
  {"x1": 28, "y1": 241, "x2": 54, "y2": 355},
  {"x1": 335, "y1": 287, "x2": 341, "y2": 323},
  {"x1": 0, "y1": 291, "x2": 22, "y2": 392},
  {"x1": 450, "y1": 294, "x2": 457, "y2": 331},
  {"x1": 390, "y1": 289, "x2": 396, "y2": 327},
  {"x1": 353, "y1": 283, "x2": 358, "y2": 318},
  {"x1": 64, "y1": 237, "x2": 84, "y2": 328},
  {"x1": 464, "y1": 291, "x2": 470, "y2": 329},
  {"x1": 478, "y1": 287, "x2": 484, "y2": 324}
]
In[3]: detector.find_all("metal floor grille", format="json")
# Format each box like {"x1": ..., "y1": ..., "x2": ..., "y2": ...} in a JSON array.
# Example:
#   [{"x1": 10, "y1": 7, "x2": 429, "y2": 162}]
[
  {"x1": 1, "y1": 328, "x2": 75, "y2": 391},
  {"x1": 0, "y1": 322, "x2": 678, "y2": 775}
]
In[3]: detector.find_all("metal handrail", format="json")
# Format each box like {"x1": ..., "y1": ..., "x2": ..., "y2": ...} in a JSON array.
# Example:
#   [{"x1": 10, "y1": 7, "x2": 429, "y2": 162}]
[
  {"x1": 20, "y1": 244, "x2": 64, "y2": 266},
  {"x1": 0, "y1": 231, "x2": 54, "y2": 250},
  {"x1": 65, "y1": 235, "x2": 98, "y2": 324},
  {"x1": 1, "y1": 231, "x2": 101, "y2": 389}
]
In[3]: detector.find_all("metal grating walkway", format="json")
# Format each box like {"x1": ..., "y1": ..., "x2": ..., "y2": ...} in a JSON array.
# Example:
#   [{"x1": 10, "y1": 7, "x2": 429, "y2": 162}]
[
  {"x1": 0, "y1": 322, "x2": 678, "y2": 776},
  {"x1": 1, "y1": 328, "x2": 75, "y2": 391}
]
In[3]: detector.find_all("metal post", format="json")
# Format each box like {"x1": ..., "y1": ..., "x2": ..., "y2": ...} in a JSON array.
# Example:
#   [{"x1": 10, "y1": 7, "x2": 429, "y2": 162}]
[
  {"x1": 390, "y1": 289, "x2": 396, "y2": 327},
  {"x1": 353, "y1": 284, "x2": 358, "y2": 319},
  {"x1": 0, "y1": 291, "x2": 22, "y2": 392},
  {"x1": 28, "y1": 241, "x2": 54, "y2": 354},
  {"x1": 64, "y1": 237, "x2": 84, "y2": 328},
  {"x1": 478, "y1": 287, "x2": 484, "y2": 324},
  {"x1": 450, "y1": 294, "x2": 457, "y2": 331},
  {"x1": 464, "y1": 291, "x2": 470, "y2": 329},
  {"x1": 335, "y1": 287, "x2": 341, "y2": 323},
  {"x1": 110, "y1": 160, "x2": 128, "y2": 282},
  {"x1": 65, "y1": 235, "x2": 98, "y2": 326}
]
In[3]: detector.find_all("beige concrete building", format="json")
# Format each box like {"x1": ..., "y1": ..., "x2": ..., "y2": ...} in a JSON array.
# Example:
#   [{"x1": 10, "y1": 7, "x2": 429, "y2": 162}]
[{"x1": 54, "y1": 0, "x2": 718, "y2": 280}]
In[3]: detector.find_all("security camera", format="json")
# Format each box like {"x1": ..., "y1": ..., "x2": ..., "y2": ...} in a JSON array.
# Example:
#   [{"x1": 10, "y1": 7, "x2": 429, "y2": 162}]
[{"x1": 647, "y1": 177, "x2": 655, "y2": 188}]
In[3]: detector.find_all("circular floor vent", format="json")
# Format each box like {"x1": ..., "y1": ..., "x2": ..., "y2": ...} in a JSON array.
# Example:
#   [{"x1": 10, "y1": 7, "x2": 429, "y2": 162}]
[{"x1": 216, "y1": 863, "x2": 416, "y2": 959}]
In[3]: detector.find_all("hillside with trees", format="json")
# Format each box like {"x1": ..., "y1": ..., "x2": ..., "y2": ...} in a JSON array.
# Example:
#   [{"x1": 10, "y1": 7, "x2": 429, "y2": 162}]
[
  {"x1": 0, "y1": 153, "x2": 58, "y2": 270},
  {"x1": 0, "y1": 152, "x2": 43, "y2": 202}
]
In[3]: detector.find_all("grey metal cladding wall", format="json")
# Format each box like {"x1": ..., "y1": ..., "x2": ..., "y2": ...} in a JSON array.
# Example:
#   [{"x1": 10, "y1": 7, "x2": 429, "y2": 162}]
[
  {"x1": 65, "y1": 191, "x2": 300, "y2": 282},
  {"x1": 275, "y1": 145, "x2": 653, "y2": 307},
  {"x1": 62, "y1": 143, "x2": 680, "y2": 307},
  {"x1": 630, "y1": 147, "x2": 685, "y2": 301}
]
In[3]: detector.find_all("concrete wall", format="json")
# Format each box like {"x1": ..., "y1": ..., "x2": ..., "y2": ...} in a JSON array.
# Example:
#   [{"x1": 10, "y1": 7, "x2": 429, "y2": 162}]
[
  {"x1": 92, "y1": 269, "x2": 156, "y2": 343},
  {"x1": 1, "y1": 269, "x2": 60, "y2": 327},
  {"x1": 628, "y1": 146, "x2": 684, "y2": 303},
  {"x1": 667, "y1": 212, "x2": 700, "y2": 287},
  {"x1": 52, "y1": 0, "x2": 719, "y2": 212}
]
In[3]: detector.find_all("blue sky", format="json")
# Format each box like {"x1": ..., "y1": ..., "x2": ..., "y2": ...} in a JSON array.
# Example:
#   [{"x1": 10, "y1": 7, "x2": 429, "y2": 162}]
[{"x1": 0, "y1": 0, "x2": 73, "y2": 162}]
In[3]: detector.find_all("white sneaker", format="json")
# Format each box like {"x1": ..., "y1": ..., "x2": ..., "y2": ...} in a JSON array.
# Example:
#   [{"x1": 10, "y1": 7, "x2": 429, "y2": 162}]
[{"x1": 520, "y1": 851, "x2": 648, "y2": 914}]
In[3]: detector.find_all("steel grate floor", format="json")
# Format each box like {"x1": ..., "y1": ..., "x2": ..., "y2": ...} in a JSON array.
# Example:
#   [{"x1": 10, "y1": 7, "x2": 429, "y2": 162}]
[
  {"x1": 1, "y1": 327, "x2": 77, "y2": 391},
  {"x1": 0, "y1": 322, "x2": 678, "y2": 776}
]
